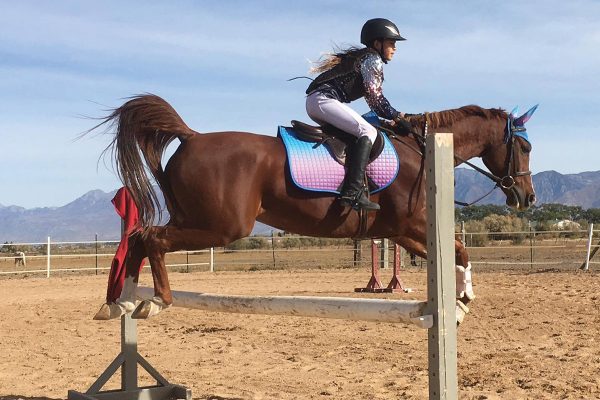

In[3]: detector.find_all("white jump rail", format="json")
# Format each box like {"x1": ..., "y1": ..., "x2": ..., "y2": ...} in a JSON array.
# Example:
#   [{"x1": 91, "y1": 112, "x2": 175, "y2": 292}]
[{"x1": 136, "y1": 287, "x2": 432, "y2": 328}]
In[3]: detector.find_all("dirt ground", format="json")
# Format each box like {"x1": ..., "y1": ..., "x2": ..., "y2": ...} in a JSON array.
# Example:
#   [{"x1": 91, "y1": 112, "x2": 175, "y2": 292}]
[{"x1": 1, "y1": 267, "x2": 599, "y2": 400}]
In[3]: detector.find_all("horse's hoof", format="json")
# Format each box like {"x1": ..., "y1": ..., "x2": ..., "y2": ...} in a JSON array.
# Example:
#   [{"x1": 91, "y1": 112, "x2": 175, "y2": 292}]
[
  {"x1": 131, "y1": 300, "x2": 152, "y2": 319},
  {"x1": 93, "y1": 303, "x2": 127, "y2": 320},
  {"x1": 131, "y1": 298, "x2": 169, "y2": 319},
  {"x1": 456, "y1": 300, "x2": 470, "y2": 325}
]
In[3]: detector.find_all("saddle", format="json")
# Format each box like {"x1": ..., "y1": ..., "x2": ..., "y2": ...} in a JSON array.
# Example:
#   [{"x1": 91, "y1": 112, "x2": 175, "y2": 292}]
[{"x1": 290, "y1": 120, "x2": 385, "y2": 165}]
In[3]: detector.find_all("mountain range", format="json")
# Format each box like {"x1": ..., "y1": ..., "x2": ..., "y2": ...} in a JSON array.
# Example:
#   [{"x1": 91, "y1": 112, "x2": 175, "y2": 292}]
[
  {"x1": 2, "y1": 169, "x2": 599, "y2": 242},
  {"x1": 454, "y1": 169, "x2": 600, "y2": 209}
]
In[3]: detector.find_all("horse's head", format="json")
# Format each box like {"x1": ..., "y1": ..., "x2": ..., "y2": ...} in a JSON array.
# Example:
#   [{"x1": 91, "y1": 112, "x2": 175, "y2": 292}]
[{"x1": 481, "y1": 105, "x2": 538, "y2": 210}]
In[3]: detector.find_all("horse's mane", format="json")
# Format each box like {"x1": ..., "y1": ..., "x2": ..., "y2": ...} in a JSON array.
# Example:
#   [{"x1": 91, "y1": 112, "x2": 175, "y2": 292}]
[{"x1": 411, "y1": 105, "x2": 507, "y2": 129}]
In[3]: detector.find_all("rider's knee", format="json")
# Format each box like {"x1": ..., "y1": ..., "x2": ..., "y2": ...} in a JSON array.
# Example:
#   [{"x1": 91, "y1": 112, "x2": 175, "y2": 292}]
[{"x1": 359, "y1": 123, "x2": 378, "y2": 144}]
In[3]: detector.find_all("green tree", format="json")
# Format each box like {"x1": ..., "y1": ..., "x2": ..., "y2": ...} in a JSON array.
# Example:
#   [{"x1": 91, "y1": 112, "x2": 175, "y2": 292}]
[
  {"x1": 581, "y1": 208, "x2": 600, "y2": 223},
  {"x1": 530, "y1": 204, "x2": 583, "y2": 222},
  {"x1": 456, "y1": 204, "x2": 510, "y2": 222}
]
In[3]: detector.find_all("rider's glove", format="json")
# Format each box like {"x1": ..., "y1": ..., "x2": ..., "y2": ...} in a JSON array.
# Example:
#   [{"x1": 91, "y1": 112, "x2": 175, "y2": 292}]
[{"x1": 391, "y1": 113, "x2": 413, "y2": 135}]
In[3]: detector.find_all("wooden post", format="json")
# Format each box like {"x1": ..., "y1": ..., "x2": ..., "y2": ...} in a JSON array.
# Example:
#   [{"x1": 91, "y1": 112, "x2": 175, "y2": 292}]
[
  {"x1": 386, "y1": 244, "x2": 409, "y2": 293},
  {"x1": 425, "y1": 133, "x2": 458, "y2": 400},
  {"x1": 355, "y1": 241, "x2": 385, "y2": 292}
]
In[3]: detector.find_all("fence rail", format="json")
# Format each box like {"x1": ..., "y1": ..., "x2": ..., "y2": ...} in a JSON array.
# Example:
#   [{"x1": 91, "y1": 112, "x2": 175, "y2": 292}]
[{"x1": 1, "y1": 227, "x2": 598, "y2": 277}]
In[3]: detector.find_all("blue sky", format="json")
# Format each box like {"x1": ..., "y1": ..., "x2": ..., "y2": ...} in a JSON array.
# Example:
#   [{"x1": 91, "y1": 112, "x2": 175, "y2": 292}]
[{"x1": 1, "y1": 0, "x2": 598, "y2": 208}]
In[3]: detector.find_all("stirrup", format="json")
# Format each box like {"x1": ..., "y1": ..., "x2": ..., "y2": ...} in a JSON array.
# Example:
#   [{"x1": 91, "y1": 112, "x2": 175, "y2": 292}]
[
  {"x1": 354, "y1": 197, "x2": 380, "y2": 211},
  {"x1": 339, "y1": 189, "x2": 379, "y2": 211}
]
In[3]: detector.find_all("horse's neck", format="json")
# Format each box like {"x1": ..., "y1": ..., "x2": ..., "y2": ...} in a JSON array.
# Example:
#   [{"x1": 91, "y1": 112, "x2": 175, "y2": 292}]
[{"x1": 434, "y1": 119, "x2": 501, "y2": 161}]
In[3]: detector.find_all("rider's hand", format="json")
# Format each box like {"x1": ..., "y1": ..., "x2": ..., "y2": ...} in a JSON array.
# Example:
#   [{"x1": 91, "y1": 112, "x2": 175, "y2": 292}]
[
  {"x1": 391, "y1": 114, "x2": 412, "y2": 134},
  {"x1": 389, "y1": 112, "x2": 405, "y2": 125}
]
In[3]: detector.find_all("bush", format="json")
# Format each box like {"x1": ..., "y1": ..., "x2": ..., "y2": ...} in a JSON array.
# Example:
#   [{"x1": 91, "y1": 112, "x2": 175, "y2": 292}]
[
  {"x1": 247, "y1": 237, "x2": 268, "y2": 249},
  {"x1": 531, "y1": 220, "x2": 554, "y2": 240},
  {"x1": 282, "y1": 237, "x2": 301, "y2": 248},
  {"x1": 463, "y1": 220, "x2": 488, "y2": 247},
  {"x1": 481, "y1": 214, "x2": 527, "y2": 244},
  {"x1": 225, "y1": 239, "x2": 247, "y2": 251},
  {"x1": 298, "y1": 237, "x2": 318, "y2": 247}
]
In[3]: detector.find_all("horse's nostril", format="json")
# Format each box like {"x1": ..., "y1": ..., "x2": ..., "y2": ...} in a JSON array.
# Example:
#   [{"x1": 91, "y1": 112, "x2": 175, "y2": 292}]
[{"x1": 528, "y1": 193, "x2": 536, "y2": 205}]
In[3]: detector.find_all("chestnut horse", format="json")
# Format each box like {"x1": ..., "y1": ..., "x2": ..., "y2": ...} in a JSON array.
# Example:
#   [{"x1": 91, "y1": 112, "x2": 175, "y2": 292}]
[{"x1": 92, "y1": 94, "x2": 537, "y2": 321}]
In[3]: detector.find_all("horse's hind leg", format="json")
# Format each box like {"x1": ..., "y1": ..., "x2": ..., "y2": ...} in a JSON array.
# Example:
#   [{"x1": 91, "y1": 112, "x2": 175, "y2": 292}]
[
  {"x1": 117, "y1": 236, "x2": 147, "y2": 309},
  {"x1": 131, "y1": 227, "x2": 172, "y2": 319},
  {"x1": 132, "y1": 224, "x2": 252, "y2": 319},
  {"x1": 94, "y1": 236, "x2": 146, "y2": 320}
]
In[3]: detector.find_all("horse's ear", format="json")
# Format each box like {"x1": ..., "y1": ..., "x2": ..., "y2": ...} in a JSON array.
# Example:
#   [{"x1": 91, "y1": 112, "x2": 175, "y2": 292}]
[
  {"x1": 509, "y1": 106, "x2": 519, "y2": 119},
  {"x1": 514, "y1": 104, "x2": 539, "y2": 126}
]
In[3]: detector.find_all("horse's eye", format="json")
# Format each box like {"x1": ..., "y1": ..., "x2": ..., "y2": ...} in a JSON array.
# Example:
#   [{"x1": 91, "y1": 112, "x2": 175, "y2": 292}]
[{"x1": 521, "y1": 146, "x2": 531, "y2": 155}]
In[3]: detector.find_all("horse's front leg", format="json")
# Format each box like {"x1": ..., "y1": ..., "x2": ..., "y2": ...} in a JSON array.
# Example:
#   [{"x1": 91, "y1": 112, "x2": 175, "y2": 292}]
[
  {"x1": 391, "y1": 232, "x2": 475, "y2": 324},
  {"x1": 455, "y1": 239, "x2": 475, "y2": 322}
]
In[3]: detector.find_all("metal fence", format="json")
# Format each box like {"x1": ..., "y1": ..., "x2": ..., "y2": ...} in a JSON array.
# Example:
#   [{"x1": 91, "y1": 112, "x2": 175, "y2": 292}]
[
  {"x1": 0, "y1": 235, "x2": 363, "y2": 277},
  {"x1": 1, "y1": 226, "x2": 598, "y2": 277},
  {"x1": 455, "y1": 224, "x2": 599, "y2": 271}
]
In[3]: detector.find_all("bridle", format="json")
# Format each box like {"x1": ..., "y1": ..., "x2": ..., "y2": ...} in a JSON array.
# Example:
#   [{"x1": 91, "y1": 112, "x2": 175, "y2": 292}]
[
  {"x1": 454, "y1": 115, "x2": 532, "y2": 190},
  {"x1": 500, "y1": 128, "x2": 532, "y2": 187}
]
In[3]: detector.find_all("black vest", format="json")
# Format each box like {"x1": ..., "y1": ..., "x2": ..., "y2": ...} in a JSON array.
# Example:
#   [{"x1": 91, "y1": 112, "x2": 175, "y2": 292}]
[{"x1": 306, "y1": 48, "x2": 379, "y2": 103}]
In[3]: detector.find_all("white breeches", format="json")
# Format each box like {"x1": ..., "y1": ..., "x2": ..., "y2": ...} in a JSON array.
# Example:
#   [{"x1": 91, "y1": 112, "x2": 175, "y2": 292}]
[{"x1": 306, "y1": 91, "x2": 378, "y2": 144}]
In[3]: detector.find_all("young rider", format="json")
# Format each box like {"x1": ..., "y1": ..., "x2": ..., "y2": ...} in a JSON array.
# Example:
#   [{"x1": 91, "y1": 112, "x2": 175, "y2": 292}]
[{"x1": 305, "y1": 18, "x2": 406, "y2": 212}]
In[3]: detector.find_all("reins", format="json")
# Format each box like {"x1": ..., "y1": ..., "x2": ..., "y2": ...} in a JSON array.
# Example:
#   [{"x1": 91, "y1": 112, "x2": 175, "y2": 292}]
[{"x1": 376, "y1": 112, "x2": 529, "y2": 207}]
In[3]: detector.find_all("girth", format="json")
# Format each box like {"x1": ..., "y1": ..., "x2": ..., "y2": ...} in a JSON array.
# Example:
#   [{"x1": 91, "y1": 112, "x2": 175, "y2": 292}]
[{"x1": 290, "y1": 120, "x2": 384, "y2": 166}]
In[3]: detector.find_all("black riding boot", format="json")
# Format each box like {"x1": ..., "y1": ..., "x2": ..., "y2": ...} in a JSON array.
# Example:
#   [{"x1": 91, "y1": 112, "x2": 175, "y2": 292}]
[{"x1": 339, "y1": 136, "x2": 380, "y2": 211}]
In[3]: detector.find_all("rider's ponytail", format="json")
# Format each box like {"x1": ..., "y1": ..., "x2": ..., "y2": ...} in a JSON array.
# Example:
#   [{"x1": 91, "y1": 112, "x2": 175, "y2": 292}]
[{"x1": 309, "y1": 46, "x2": 363, "y2": 74}]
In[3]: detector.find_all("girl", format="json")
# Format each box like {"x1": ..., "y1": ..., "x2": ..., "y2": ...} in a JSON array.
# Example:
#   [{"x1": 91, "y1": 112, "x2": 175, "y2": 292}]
[{"x1": 306, "y1": 18, "x2": 406, "y2": 211}]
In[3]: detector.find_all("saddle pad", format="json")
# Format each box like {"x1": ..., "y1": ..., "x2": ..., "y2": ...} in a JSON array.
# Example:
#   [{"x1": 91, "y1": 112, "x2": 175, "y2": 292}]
[{"x1": 278, "y1": 120, "x2": 399, "y2": 194}]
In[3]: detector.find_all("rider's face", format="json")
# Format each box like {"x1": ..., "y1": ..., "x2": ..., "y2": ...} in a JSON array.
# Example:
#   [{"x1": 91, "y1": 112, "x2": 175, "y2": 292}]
[
  {"x1": 382, "y1": 39, "x2": 397, "y2": 61},
  {"x1": 375, "y1": 39, "x2": 397, "y2": 62}
]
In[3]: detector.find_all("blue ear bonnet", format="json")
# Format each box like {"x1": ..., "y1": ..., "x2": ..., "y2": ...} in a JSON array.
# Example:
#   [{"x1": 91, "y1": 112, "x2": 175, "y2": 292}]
[
  {"x1": 504, "y1": 104, "x2": 538, "y2": 145},
  {"x1": 505, "y1": 116, "x2": 530, "y2": 144}
]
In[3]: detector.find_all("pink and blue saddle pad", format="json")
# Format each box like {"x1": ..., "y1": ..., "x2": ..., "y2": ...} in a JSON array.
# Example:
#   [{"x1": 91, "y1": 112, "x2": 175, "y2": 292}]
[{"x1": 278, "y1": 112, "x2": 399, "y2": 194}]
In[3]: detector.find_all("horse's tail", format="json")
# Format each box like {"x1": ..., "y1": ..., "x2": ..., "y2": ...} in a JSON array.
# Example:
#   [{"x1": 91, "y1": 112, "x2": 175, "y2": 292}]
[{"x1": 92, "y1": 94, "x2": 195, "y2": 234}]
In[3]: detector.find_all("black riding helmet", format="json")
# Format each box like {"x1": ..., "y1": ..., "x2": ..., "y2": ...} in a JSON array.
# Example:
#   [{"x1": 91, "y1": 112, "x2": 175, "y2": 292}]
[{"x1": 360, "y1": 18, "x2": 406, "y2": 46}]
